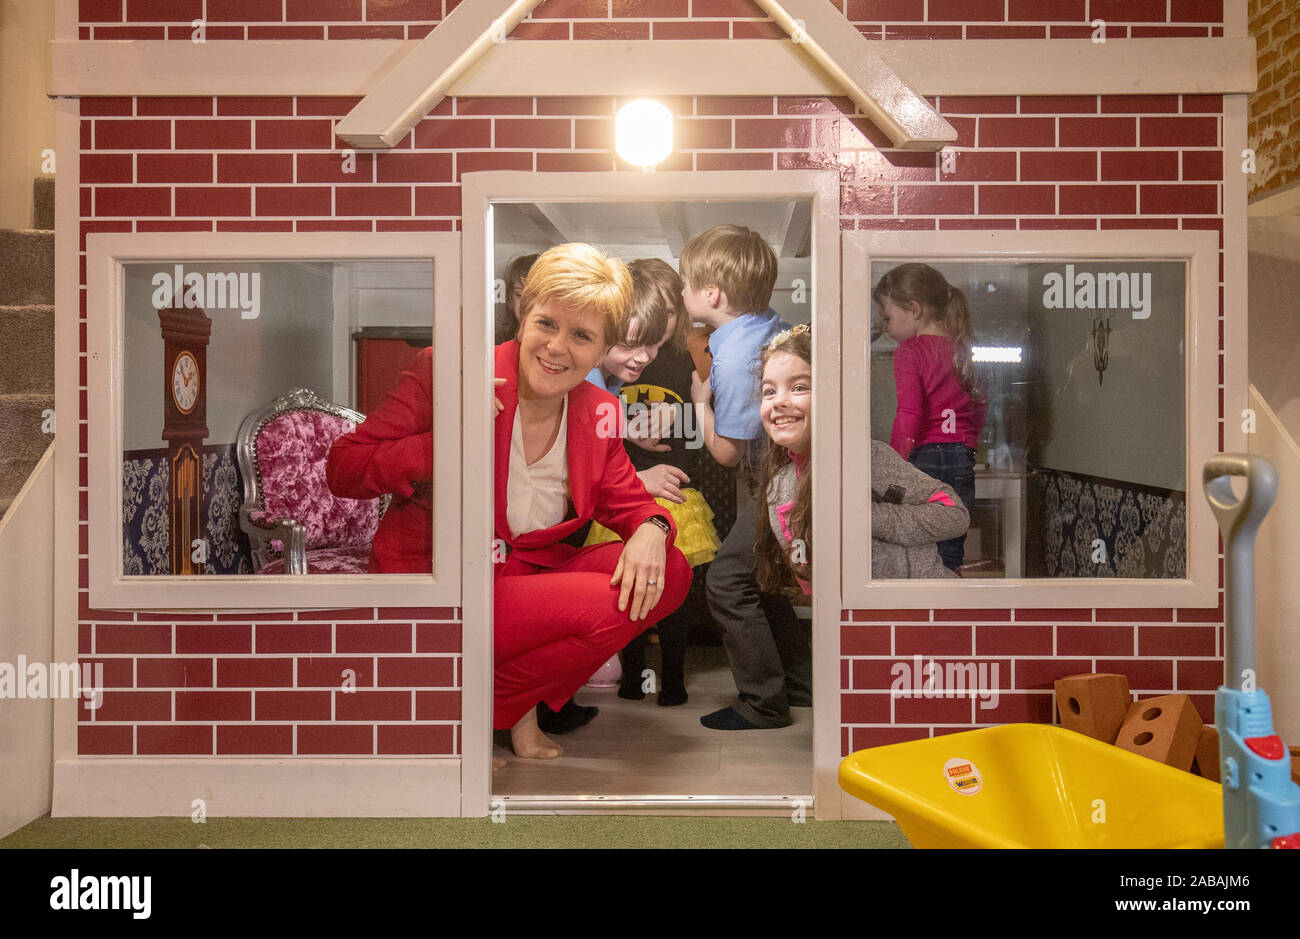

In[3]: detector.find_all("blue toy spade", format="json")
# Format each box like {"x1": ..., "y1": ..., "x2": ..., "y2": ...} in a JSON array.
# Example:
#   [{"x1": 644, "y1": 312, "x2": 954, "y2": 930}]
[{"x1": 1203, "y1": 454, "x2": 1300, "y2": 849}]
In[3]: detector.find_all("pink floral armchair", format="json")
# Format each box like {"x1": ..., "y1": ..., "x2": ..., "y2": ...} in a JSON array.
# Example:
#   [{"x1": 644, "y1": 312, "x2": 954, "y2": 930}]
[{"x1": 236, "y1": 388, "x2": 389, "y2": 574}]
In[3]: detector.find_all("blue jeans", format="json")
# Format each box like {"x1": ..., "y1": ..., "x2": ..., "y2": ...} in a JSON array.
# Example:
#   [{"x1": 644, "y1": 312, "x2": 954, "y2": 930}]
[{"x1": 908, "y1": 442, "x2": 975, "y2": 572}]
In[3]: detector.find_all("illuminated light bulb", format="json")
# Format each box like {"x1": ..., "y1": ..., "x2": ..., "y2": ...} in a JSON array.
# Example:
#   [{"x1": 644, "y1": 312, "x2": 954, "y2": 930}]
[{"x1": 615, "y1": 99, "x2": 674, "y2": 169}]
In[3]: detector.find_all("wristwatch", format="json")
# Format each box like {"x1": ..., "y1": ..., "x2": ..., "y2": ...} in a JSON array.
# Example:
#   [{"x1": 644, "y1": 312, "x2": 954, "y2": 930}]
[{"x1": 643, "y1": 514, "x2": 671, "y2": 535}]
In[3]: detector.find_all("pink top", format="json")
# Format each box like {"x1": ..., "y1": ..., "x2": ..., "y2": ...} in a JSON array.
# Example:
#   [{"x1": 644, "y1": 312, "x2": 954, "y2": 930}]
[
  {"x1": 774, "y1": 449, "x2": 811, "y2": 596},
  {"x1": 791, "y1": 450, "x2": 811, "y2": 595},
  {"x1": 890, "y1": 334, "x2": 986, "y2": 457}
]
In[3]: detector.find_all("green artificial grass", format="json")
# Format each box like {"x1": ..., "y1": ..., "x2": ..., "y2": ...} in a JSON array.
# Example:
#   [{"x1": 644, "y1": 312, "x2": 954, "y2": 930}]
[{"x1": 1, "y1": 815, "x2": 910, "y2": 850}]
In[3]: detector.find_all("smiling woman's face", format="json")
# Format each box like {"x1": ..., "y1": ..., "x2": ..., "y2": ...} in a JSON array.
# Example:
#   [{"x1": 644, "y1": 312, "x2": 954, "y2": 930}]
[{"x1": 516, "y1": 299, "x2": 609, "y2": 401}]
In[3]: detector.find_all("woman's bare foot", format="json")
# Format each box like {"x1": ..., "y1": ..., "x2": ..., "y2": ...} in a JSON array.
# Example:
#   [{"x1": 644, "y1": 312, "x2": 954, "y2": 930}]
[
  {"x1": 510, "y1": 707, "x2": 563, "y2": 759},
  {"x1": 492, "y1": 756, "x2": 508, "y2": 771}
]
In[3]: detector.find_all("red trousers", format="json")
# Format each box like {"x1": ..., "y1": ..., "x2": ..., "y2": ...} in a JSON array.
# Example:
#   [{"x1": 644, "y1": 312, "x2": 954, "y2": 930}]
[{"x1": 493, "y1": 541, "x2": 692, "y2": 729}]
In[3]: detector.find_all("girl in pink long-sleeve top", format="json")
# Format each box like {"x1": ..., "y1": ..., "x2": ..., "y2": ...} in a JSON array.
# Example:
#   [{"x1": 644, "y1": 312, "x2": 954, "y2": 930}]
[{"x1": 873, "y1": 263, "x2": 986, "y2": 572}]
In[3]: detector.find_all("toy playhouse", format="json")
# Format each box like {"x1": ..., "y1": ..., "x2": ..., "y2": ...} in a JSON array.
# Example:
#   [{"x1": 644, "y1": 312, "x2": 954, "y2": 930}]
[{"x1": 2, "y1": 0, "x2": 1298, "y2": 839}]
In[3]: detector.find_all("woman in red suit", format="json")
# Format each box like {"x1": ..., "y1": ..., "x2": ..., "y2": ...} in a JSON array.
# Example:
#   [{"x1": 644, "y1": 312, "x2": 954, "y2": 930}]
[{"x1": 327, "y1": 243, "x2": 692, "y2": 760}]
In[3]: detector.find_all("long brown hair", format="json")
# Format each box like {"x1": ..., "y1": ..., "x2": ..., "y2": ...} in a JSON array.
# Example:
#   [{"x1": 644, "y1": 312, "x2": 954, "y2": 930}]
[
  {"x1": 754, "y1": 325, "x2": 813, "y2": 595},
  {"x1": 872, "y1": 262, "x2": 982, "y2": 402},
  {"x1": 624, "y1": 258, "x2": 685, "y2": 350},
  {"x1": 504, "y1": 253, "x2": 539, "y2": 316}
]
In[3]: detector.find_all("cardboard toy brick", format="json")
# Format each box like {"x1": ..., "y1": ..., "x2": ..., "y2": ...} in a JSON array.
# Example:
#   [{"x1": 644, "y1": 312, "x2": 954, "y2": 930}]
[
  {"x1": 1192, "y1": 726, "x2": 1220, "y2": 781},
  {"x1": 686, "y1": 326, "x2": 714, "y2": 385},
  {"x1": 1115, "y1": 694, "x2": 1203, "y2": 771},
  {"x1": 1054, "y1": 673, "x2": 1132, "y2": 744}
]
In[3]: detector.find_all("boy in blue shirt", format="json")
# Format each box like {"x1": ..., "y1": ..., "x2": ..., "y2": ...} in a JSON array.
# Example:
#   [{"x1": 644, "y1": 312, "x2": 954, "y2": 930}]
[{"x1": 683, "y1": 225, "x2": 811, "y2": 730}]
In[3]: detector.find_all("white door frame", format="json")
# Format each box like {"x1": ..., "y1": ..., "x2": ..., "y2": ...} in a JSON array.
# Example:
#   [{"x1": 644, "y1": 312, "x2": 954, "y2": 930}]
[{"x1": 459, "y1": 169, "x2": 843, "y2": 818}]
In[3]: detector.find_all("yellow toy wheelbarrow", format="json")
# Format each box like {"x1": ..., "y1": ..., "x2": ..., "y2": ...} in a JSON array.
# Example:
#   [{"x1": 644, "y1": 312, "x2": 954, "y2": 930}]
[{"x1": 838, "y1": 723, "x2": 1223, "y2": 848}]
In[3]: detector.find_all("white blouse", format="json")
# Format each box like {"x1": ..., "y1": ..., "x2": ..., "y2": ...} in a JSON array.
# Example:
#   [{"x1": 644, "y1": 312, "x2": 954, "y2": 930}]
[{"x1": 506, "y1": 396, "x2": 570, "y2": 537}]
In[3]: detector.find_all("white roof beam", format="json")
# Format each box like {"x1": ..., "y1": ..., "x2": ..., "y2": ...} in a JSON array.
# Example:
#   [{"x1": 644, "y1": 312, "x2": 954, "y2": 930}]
[
  {"x1": 780, "y1": 201, "x2": 813, "y2": 259},
  {"x1": 652, "y1": 203, "x2": 691, "y2": 258},
  {"x1": 334, "y1": 0, "x2": 544, "y2": 149},
  {"x1": 49, "y1": 39, "x2": 1258, "y2": 99},
  {"x1": 518, "y1": 203, "x2": 572, "y2": 245},
  {"x1": 750, "y1": 0, "x2": 957, "y2": 150}
]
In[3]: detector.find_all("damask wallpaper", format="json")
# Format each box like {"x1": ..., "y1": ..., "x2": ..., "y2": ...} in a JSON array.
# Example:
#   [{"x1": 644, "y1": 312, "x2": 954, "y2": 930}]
[
  {"x1": 121, "y1": 444, "x2": 253, "y2": 576},
  {"x1": 1026, "y1": 466, "x2": 1186, "y2": 579}
]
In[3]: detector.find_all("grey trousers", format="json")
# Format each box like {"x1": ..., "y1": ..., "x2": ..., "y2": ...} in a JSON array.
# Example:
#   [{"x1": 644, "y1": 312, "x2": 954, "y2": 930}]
[{"x1": 704, "y1": 483, "x2": 812, "y2": 727}]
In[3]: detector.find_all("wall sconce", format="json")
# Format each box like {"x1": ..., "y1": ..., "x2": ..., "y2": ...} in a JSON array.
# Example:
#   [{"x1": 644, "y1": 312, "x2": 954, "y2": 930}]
[
  {"x1": 615, "y1": 99, "x2": 673, "y2": 170},
  {"x1": 1091, "y1": 316, "x2": 1111, "y2": 386}
]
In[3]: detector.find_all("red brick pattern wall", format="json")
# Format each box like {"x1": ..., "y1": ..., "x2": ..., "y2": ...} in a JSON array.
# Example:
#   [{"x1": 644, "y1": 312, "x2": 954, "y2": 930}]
[
  {"x1": 76, "y1": 6, "x2": 1227, "y2": 760},
  {"x1": 78, "y1": 0, "x2": 1225, "y2": 40},
  {"x1": 77, "y1": 603, "x2": 461, "y2": 755},
  {"x1": 1247, "y1": 0, "x2": 1299, "y2": 197},
  {"x1": 840, "y1": 604, "x2": 1227, "y2": 755}
]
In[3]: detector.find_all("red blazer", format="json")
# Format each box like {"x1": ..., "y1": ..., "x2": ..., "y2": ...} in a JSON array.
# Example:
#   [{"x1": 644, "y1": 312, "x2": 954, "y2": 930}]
[
  {"x1": 492, "y1": 339, "x2": 677, "y2": 575},
  {"x1": 326, "y1": 347, "x2": 434, "y2": 573},
  {"x1": 325, "y1": 342, "x2": 676, "y2": 574}
]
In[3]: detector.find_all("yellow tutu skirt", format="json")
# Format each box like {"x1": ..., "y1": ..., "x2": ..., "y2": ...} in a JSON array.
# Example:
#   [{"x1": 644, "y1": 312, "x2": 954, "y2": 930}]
[{"x1": 585, "y1": 487, "x2": 721, "y2": 567}]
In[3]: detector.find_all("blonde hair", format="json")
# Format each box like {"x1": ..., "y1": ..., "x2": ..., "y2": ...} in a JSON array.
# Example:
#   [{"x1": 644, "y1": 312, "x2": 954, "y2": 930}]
[
  {"x1": 518, "y1": 243, "x2": 633, "y2": 346},
  {"x1": 626, "y1": 258, "x2": 689, "y2": 351},
  {"x1": 679, "y1": 224, "x2": 778, "y2": 315}
]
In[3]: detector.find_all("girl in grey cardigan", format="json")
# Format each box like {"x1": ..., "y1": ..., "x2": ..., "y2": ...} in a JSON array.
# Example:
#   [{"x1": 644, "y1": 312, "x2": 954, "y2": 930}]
[
  {"x1": 754, "y1": 326, "x2": 970, "y2": 593},
  {"x1": 867, "y1": 439, "x2": 969, "y2": 579}
]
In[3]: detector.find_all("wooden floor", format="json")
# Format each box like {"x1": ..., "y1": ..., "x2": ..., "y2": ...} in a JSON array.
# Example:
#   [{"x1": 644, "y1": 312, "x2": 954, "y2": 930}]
[{"x1": 493, "y1": 644, "x2": 814, "y2": 798}]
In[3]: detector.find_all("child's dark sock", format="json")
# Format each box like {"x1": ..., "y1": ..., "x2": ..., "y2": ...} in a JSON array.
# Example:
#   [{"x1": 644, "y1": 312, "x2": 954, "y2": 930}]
[
  {"x1": 699, "y1": 706, "x2": 761, "y2": 730},
  {"x1": 617, "y1": 635, "x2": 647, "y2": 700},
  {"x1": 656, "y1": 613, "x2": 688, "y2": 707},
  {"x1": 536, "y1": 699, "x2": 598, "y2": 734},
  {"x1": 657, "y1": 684, "x2": 688, "y2": 707}
]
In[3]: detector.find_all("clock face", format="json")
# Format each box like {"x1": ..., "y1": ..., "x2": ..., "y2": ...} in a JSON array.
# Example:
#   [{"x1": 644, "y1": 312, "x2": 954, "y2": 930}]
[{"x1": 171, "y1": 351, "x2": 199, "y2": 414}]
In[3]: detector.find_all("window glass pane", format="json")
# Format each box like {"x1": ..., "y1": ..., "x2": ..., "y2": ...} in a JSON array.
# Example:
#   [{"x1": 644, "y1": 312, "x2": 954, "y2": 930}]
[
  {"x1": 869, "y1": 259, "x2": 1186, "y2": 579},
  {"x1": 121, "y1": 259, "x2": 433, "y2": 577}
]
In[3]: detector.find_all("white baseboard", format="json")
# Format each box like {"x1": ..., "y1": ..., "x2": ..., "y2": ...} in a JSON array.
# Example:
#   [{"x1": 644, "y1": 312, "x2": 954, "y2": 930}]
[
  {"x1": 839, "y1": 795, "x2": 895, "y2": 822},
  {"x1": 52, "y1": 758, "x2": 462, "y2": 817}
]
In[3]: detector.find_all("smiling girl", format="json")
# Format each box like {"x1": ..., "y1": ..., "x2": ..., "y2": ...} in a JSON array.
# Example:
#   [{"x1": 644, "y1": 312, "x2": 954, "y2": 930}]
[
  {"x1": 752, "y1": 323, "x2": 969, "y2": 594},
  {"x1": 754, "y1": 324, "x2": 813, "y2": 596}
]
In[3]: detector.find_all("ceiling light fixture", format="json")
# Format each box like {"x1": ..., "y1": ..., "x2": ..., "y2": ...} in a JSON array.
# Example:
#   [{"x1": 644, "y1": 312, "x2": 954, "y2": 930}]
[{"x1": 615, "y1": 99, "x2": 674, "y2": 170}]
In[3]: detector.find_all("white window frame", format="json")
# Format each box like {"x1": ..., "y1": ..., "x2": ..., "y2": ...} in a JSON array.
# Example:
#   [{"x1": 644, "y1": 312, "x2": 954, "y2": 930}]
[
  {"x1": 841, "y1": 229, "x2": 1220, "y2": 609},
  {"x1": 85, "y1": 231, "x2": 461, "y2": 609},
  {"x1": 458, "y1": 169, "x2": 843, "y2": 818}
]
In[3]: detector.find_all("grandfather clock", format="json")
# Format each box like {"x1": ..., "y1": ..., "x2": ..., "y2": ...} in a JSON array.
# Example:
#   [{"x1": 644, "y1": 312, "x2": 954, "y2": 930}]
[{"x1": 159, "y1": 305, "x2": 211, "y2": 575}]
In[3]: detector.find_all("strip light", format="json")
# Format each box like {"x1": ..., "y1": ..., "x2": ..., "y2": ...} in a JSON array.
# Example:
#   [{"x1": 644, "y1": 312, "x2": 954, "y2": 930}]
[{"x1": 972, "y1": 346, "x2": 1022, "y2": 363}]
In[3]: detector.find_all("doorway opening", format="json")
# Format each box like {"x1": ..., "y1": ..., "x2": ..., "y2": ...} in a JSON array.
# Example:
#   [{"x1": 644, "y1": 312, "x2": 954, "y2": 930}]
[
  {"x1": 459, "y1": 170, "x2": 842, "y2": 817},
  {"x1": 489, "y1": 196, "x2": 814, "y2": 810}
]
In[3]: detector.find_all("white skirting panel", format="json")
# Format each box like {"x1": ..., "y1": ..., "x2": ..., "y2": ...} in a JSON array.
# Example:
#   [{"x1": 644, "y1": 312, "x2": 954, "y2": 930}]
[
  {"x1": 1248, "y1": 386, "x2": 1300, "y2": 743},
  {"x1": 52, "y1": 758, "x2": 464, "y2": 818},
  {"x1": 838, "y1": 796, "x2": 894, "y2": 822},
  {"x1": 0, "y1": 445, "x2": 55, "y2": 840}
]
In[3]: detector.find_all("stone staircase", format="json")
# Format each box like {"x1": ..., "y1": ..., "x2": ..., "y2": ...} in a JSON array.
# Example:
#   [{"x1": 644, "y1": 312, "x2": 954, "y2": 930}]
[{"x1": 0, "y1": 178, "x2": 55, "y2": 522}]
